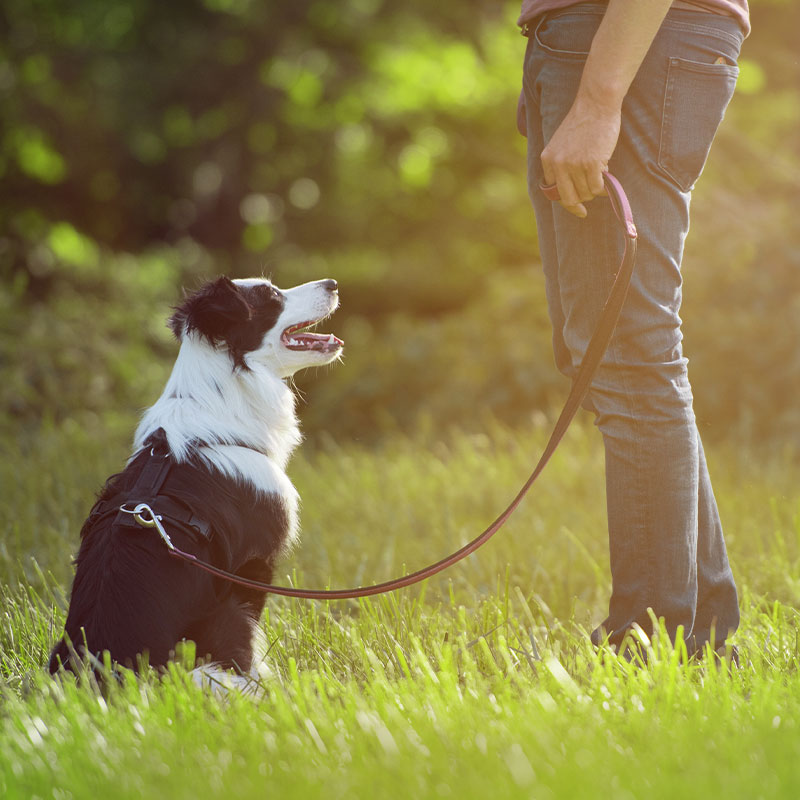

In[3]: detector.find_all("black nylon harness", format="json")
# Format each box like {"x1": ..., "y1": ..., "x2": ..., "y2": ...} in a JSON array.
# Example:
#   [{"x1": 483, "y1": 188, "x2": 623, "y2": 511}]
[{"x1": 86, "y1": 431, "x2": 212, "y2": 545}]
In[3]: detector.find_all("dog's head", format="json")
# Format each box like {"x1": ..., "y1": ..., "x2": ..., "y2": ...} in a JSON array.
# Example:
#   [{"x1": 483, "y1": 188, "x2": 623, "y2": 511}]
[{"x1": 169, "y1": 276, "x2": 343, "y2": 377}]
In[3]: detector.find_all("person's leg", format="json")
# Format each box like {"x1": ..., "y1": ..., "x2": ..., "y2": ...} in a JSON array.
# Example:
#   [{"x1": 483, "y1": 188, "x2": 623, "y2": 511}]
[
  {"x1": 522, "y1": 5, "x2": 742, "y2": 652},
  {"x1": 692, "y1": 436, "x2": 740, "y2": 651}
]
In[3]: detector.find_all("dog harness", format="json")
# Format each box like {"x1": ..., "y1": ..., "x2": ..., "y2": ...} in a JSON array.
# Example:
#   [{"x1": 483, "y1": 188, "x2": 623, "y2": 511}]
[{"x1": 84, "y1": 430, "x2": 212, "y2": 546}]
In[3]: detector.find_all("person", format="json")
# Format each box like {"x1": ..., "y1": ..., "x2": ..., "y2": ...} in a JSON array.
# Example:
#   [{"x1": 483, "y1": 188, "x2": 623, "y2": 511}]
[{"x1": 517, "y1": 0, "x2": 750, "y2": 658}]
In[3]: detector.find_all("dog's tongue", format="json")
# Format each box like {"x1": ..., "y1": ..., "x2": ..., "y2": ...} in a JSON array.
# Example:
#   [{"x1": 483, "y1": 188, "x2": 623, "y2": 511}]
[{"x1": 285, "y1": 332, "x2": 343, "y2": 353}]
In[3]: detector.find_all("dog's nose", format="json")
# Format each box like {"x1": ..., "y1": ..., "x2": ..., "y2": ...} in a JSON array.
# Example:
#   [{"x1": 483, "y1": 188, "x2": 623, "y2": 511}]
[{"x1": 323, "y1": 279, "x2": 338, "y2": 293}]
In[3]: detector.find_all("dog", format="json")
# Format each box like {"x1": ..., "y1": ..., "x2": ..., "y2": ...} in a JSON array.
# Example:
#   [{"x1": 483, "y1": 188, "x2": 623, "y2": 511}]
[{"x1": 49, "y1": 276, "x2": 343, "y2": 684}]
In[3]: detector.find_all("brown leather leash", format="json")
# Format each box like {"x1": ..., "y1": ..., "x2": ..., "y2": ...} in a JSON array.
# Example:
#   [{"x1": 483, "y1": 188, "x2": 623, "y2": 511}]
[{"x1": 125, "y1": 173, "x2": 637, "y2": 600}]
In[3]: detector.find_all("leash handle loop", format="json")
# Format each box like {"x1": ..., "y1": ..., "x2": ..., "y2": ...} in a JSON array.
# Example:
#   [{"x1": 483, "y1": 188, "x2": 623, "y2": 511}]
[{"x1": 539, "y1": 172, "x2": 637, "y2": 239}]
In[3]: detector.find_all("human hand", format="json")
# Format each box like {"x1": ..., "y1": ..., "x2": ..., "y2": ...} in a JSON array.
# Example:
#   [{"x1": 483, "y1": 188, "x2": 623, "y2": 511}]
[{"x1": 540, "y1": 95, "x2": 621, "y2": 218}]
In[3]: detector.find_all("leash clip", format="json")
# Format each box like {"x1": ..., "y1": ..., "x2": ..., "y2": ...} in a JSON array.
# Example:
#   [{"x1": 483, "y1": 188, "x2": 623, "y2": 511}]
[{"x1": 119, "y1": 502, "x2": 176, "y2": 551}]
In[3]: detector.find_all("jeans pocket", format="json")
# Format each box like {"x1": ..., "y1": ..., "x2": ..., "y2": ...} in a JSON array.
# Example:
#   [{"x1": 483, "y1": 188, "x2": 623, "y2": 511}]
[
  {"x1": 533, "y1": 6, "x2": 604, "y2": 59},
  {"x1": 657, "y1": 57, "x2": 738, "y2": 192}
]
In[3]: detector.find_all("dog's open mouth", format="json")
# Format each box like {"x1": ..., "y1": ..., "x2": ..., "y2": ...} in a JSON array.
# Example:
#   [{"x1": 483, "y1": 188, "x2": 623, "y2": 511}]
[{"x1": 281, "y1": 320, "x2": 344, "y2": 353}]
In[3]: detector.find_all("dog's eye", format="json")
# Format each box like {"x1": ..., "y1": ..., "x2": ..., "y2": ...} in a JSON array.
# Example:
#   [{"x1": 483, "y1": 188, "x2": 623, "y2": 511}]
[{"x1": 251, "y1": 284, "x2": 281, "y2": 303}]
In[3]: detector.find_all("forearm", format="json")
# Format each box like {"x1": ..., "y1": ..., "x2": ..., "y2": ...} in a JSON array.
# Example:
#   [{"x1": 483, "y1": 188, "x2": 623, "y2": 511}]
[
  {"x1": 541, "y1": 0, "x2": 674, "y2": 215},
  {"x1": 577, "y1": 0, "x2": 674, "y2": 111}
]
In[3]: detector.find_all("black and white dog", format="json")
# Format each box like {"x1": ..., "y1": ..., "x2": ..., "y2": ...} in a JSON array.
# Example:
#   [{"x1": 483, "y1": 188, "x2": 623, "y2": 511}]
[{"x1": 49, "y1": 276, "x2": 343, "y2": 684}]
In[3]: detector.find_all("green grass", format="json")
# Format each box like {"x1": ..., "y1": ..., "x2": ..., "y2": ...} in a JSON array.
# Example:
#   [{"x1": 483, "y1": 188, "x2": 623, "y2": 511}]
[{"x1": 2, "y1": 417, "x2": 800, "y2": 798}]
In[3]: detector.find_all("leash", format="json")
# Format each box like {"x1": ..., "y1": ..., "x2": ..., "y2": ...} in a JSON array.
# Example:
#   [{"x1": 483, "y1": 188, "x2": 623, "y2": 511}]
[{"x1": 123, "y1": 173, "x2": 637, "y2": 600}]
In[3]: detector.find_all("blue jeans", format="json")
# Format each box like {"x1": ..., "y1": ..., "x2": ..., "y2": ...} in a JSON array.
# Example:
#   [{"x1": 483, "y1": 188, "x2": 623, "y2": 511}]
[{"x1": 521, "y1": 4, "x2": 744, "y2": 653}]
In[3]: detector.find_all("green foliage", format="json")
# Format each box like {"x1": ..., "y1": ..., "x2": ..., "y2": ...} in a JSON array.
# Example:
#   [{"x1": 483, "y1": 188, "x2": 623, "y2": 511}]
[{"x1": 0, "y1": 0, "x2": 798, "y2": 445}]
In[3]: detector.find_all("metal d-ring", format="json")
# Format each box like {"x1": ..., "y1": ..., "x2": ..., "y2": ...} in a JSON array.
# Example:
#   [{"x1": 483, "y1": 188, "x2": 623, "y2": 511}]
[{"x1": 118, "y1": 502, "x2": 176, "y2": 551}]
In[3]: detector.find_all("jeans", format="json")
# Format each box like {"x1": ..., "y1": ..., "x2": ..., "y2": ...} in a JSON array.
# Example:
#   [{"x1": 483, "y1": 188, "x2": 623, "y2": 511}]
[{"x1": 521, "y1": 4, "x2": 744, "y2": 653}]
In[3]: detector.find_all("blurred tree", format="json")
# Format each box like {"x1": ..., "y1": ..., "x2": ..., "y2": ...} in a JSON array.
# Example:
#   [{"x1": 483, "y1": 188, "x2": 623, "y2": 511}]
[
  {"x1": 0, "y1": 0, "x2": 527, "y2": 304},
  {"x1": 0, "y1": 0, "x2": 798, "y2": 447}
]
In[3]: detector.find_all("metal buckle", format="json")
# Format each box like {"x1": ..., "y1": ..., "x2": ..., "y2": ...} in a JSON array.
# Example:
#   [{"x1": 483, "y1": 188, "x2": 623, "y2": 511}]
[{"x1": 118, "y1": 502, "x2": 176, "y2": 551}]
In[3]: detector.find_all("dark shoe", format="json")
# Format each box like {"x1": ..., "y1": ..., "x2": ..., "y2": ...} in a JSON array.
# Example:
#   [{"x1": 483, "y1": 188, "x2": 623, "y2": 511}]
[
  {"x1": 691, "y1": 642, "x2": 740, "y2": 671},
  {"x1": 713, "y1": 643, "x2": 740, "y2": 669}
]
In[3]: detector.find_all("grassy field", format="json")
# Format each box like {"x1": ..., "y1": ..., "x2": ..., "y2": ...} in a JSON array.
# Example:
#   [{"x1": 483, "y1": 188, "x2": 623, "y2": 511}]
[{"x1": 2, "y1": 417, "x2": 800, "y2": 798}]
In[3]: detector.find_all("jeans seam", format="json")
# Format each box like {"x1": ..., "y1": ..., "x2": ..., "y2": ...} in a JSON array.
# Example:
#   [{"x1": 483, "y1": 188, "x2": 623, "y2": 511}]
[
  {"x1": 522, "y1": 37, "x2": 541, "y2": 111},
  {"x1": 667, "y1": 56, "x2": 739, "y2": 78},
  {"x1": 604, "y1": 232, "x2": 654, "y2": 617},
  {"x1": 659, "y1": 61, "x2": 676, "y2": 191},
  {"x1": 658, "y1": 18, "x2": 743, "y2": 49},
  {"x1": 534, "y1": 12, "x2": 742, "y2": 60}
]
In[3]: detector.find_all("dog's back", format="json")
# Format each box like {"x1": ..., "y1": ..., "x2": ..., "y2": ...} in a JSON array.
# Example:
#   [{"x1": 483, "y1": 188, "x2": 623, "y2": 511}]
[{"x1": 49, "y1": 432, "x2": 291, "y2": 674}]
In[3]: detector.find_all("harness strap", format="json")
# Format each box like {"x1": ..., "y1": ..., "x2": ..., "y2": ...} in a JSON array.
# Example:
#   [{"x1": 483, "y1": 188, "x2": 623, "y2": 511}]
[
  {"x1": 132, "y1": 447, "x2": 172, "y2": 497},
  {"x1": 99, "y1": 431, "x2": 213, "y2": 541},
  {"x1": 118, "y1": 496, "x2": 212, "y2": 542}
]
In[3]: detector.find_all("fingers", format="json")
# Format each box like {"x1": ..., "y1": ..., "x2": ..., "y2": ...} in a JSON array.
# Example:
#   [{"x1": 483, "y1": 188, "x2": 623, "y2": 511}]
[
  {"x1": 556, "y1": 176, "x2": 587, "y2": 218},
  {"x1": 588, "y1": 166, "x2": 606, "y2": 197},
  {"x1": 562, "y1": 199, "x2": 588, "y2": 218},
  {"x1": 547, "y1": 169, "x2": 589, "y2": 219},
  {"x1": 542, "y1": 162, "x2": 607, "y2": 218}
]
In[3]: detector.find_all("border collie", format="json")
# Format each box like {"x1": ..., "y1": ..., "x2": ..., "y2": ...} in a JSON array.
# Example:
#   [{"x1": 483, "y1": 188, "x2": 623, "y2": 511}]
[{"x1": 49, "y1": 276, "x2": 343, "y2": 685}]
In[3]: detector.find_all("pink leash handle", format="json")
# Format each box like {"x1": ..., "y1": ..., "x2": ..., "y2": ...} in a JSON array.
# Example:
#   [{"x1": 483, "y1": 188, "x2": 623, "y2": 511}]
[{"x1": 539, "y1": 172, "x2": 638, "y2": 240}]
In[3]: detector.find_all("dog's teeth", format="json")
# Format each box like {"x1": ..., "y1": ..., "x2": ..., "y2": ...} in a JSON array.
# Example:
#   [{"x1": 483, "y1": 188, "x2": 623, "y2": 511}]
[{"x1": 327, "y1": 334, "x2": 335, "y2": 344}]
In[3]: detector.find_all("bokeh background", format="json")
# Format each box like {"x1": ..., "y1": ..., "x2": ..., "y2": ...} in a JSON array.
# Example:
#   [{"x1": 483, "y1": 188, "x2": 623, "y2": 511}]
[{"x1": 1, "y1": 0, "x2": 798, "y2": 448}]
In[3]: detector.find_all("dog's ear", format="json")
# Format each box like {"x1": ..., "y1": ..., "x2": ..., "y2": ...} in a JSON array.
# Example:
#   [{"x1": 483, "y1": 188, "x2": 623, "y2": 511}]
[{"x1": 169, "y1": 277, "x2": 253, "y2": 345}]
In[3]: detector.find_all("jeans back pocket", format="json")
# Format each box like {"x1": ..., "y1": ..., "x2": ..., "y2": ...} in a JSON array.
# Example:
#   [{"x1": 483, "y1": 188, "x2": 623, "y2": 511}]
[{"x1": 658, "y1": 57, "x2": 738, "y2": 192}]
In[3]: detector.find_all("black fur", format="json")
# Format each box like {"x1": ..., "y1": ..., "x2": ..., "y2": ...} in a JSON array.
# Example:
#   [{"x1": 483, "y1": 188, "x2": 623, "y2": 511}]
[
  {"x1": 169, "y1": 277, "x2": 285, "y2": 369},
  {"x1": 49, "y1": 435, "x2": 289, "y2": 675}
]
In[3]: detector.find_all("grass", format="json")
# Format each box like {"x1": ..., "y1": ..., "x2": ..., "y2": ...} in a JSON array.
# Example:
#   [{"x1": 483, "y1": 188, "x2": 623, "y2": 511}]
[{"x1": 2, "y1": 416, "x2": 800, "y2": 798}]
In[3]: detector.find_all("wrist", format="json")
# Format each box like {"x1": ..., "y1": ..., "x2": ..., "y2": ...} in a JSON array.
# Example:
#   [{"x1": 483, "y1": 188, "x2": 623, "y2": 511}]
[{"x1": 575, "y1": 71, "x2": 627, "y2": 114}]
